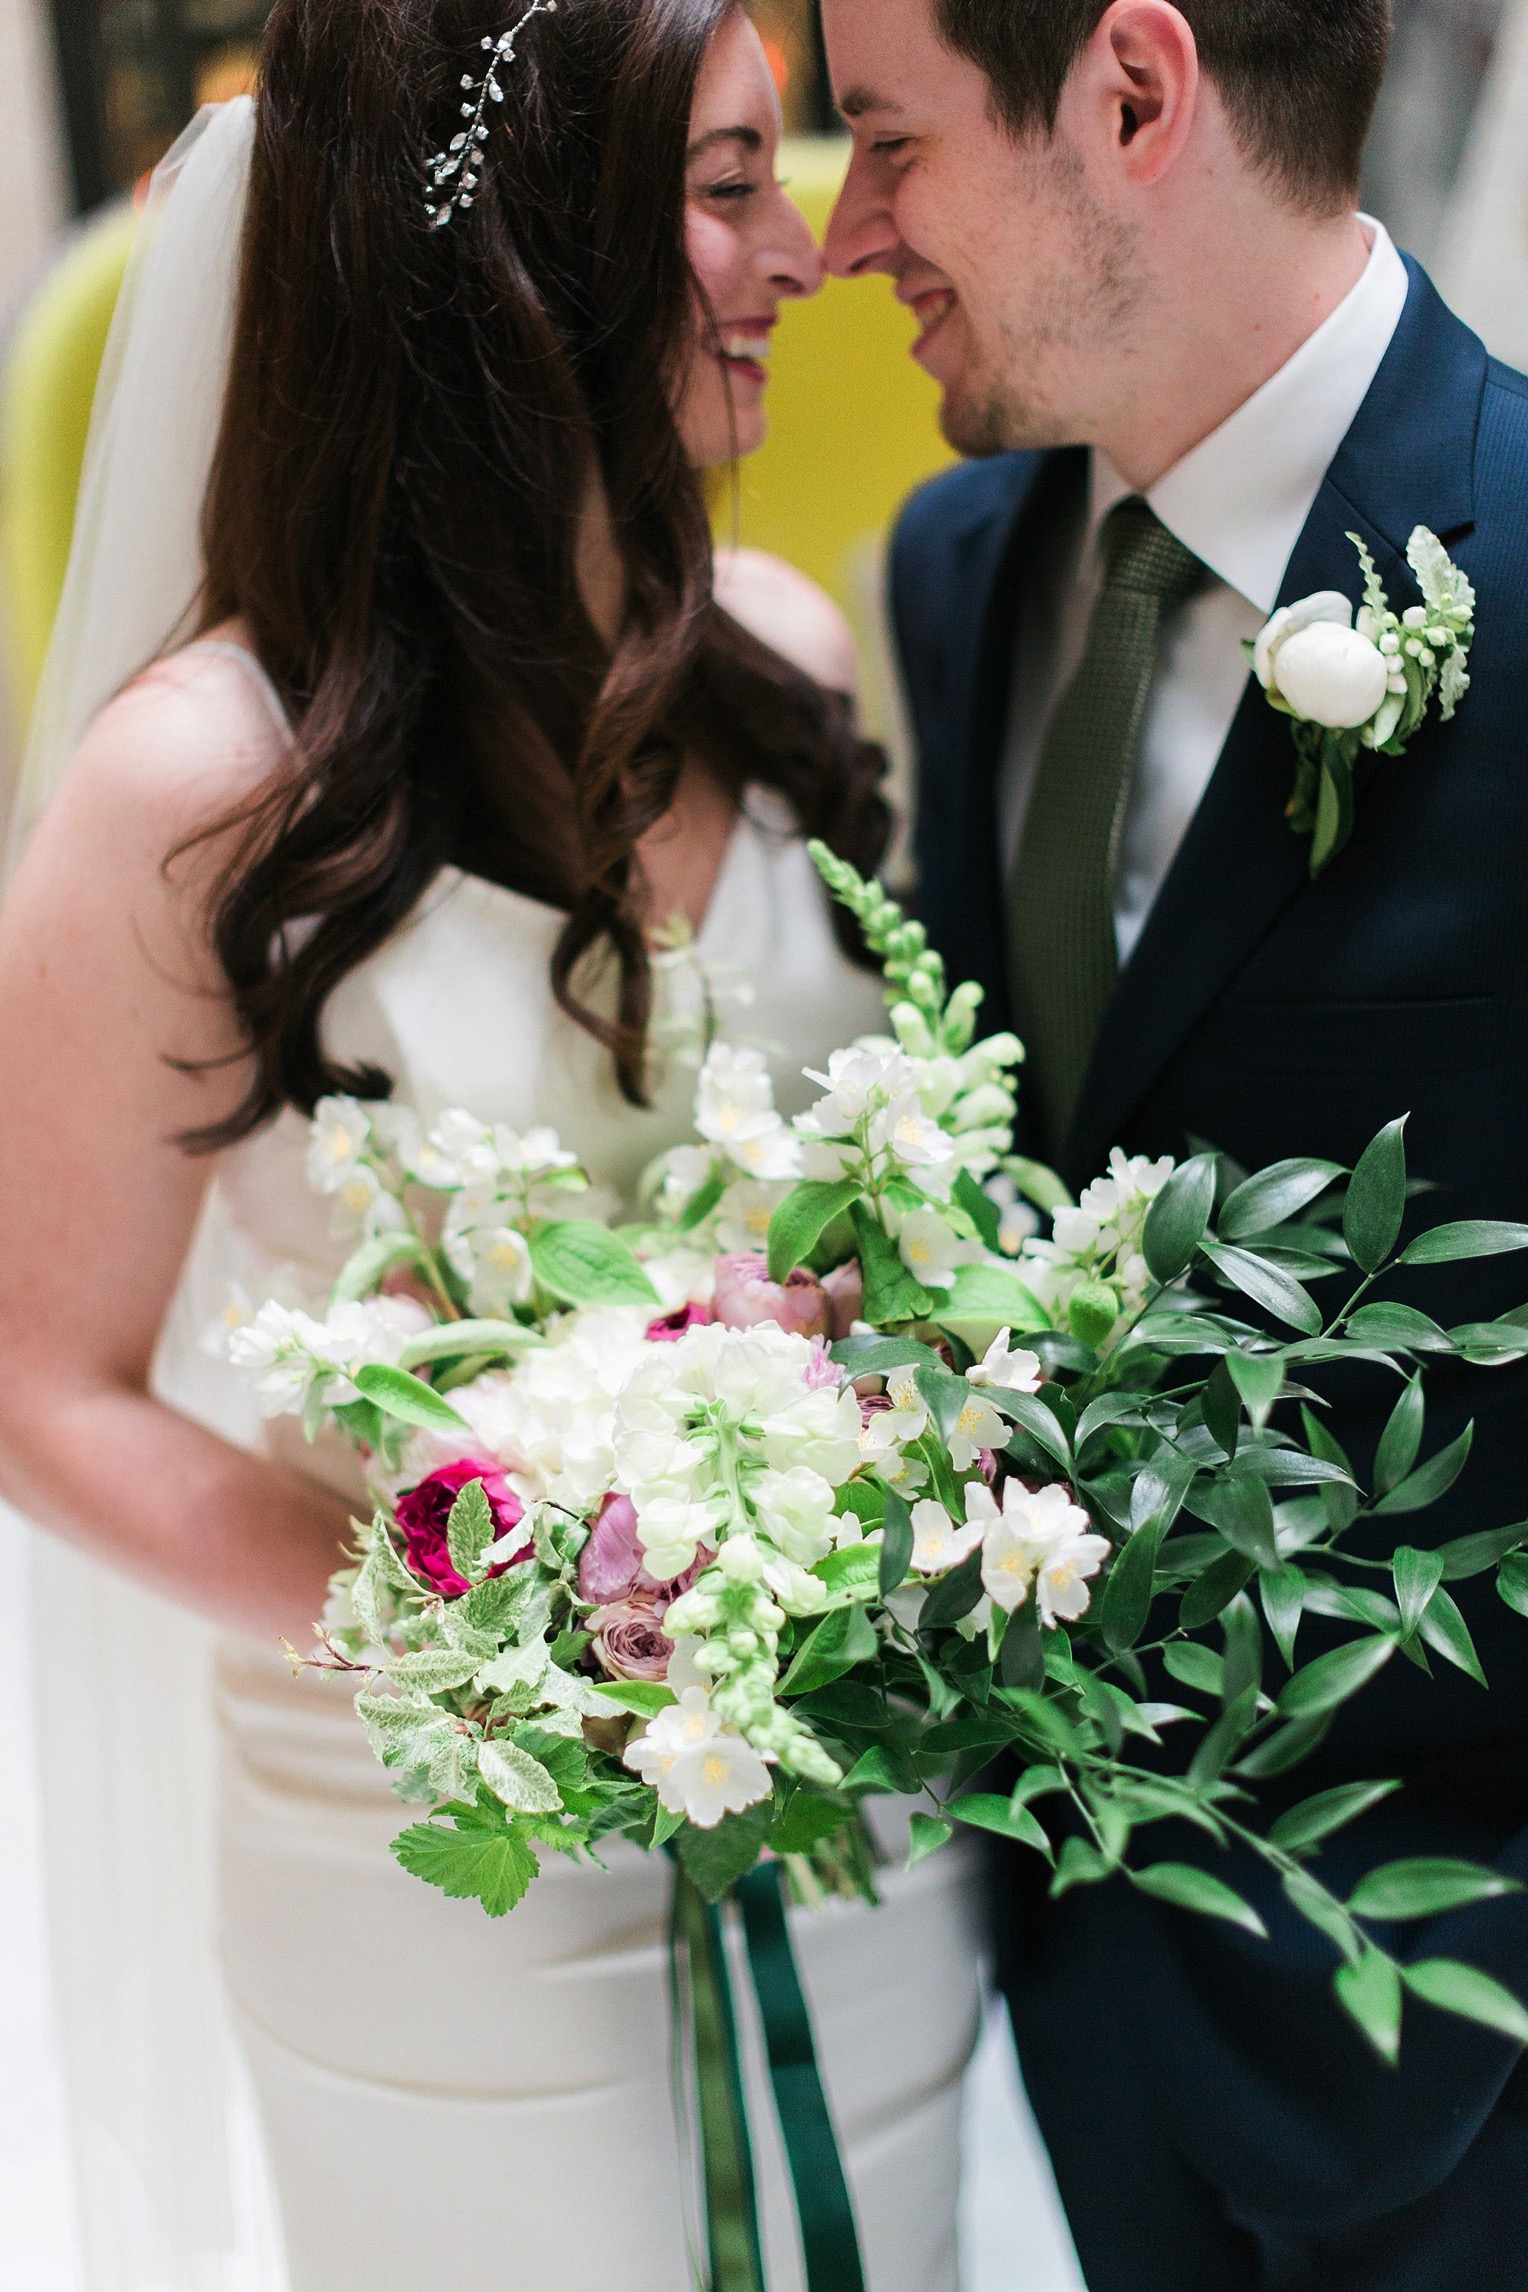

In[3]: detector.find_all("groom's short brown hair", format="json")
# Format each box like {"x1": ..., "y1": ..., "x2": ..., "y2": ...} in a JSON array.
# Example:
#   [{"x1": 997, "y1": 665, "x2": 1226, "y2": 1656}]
[{"x1": 936, "y1": 0, "x2": 1392, "y2": 213}]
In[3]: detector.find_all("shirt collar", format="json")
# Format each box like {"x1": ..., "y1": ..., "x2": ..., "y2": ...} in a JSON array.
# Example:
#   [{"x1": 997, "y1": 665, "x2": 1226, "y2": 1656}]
[{"x1": 1090, "y1": 218, "x2": 1410, "y2": 615}]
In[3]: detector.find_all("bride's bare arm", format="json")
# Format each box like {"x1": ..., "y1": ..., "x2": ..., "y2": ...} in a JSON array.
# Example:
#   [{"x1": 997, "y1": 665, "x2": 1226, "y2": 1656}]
[{"x1": 0, "y1": 654, "x2": 351, "y2": 1642}]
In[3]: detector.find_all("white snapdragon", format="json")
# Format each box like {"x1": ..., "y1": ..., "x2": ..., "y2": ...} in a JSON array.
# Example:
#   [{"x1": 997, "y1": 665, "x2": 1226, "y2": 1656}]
[
  {"x1": 614, "y1": 1322, "x2": 863, "y2": 1579},
  {"x1": 968, "y1": 1480, "x2": 1111, "y2": 1627},
  {"x1": 228, "y1": 1294, "x2": 433, "y2": 1416},
  {"x1": 623, "y1": 1688, "x2": 774, "y2": 1828}
]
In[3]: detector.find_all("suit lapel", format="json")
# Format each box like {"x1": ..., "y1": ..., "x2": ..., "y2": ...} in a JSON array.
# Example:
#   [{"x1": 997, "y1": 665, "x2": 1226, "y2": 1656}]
[{"x1": 1064, "y1": 265, "x2": 1488, "y2": 1184}]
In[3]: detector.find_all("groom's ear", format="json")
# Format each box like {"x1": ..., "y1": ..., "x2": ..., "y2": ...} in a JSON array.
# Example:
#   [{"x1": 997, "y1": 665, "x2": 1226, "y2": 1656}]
[{"x1": 1070, "y1": 0, "x2": 1199, "y2": 188}]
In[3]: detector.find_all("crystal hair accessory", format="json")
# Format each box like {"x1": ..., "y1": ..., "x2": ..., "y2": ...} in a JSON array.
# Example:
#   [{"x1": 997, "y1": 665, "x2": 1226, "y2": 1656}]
[{"x1": 424, "y1": 0, "x2": 557, "y2": 227}]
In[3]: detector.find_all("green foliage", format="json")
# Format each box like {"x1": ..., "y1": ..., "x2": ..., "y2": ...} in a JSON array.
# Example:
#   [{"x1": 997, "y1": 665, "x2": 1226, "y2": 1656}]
[
  {"x1": 1142, "y1": 1155, "x2": 1218, "y2": 1284},
  {"x1": 1344, "y1": 1120, "x2": 1408, "y2": 1273},
  {"x1": 587, "y1": 1678, "x2": 677, "y2": 1719},
  {"x1": 1346, "y1": 1858, "x2": 1520, "y2": 1920},
  {"x1": 949, "y1": 1793, "x2": 1053, "y2": 1857},
  {"x1": 767, "y1": 1178, "x2": 866, "y2": 1284},
  {"x1": 907, "y1": 1814, "x2": 954, "y2": 1869},
  {"x1": 1199, "y1": 1241, "x2": 1322, "y2": 1335},
  {"x1": 675, "y1": 1802, "x2": 776, "y2": 1902},
  {"x1": 1373, "y1": 1424, "x2": 1474, "y2": 1517},
  {"x1": 446, "y1": 1478, "x2": 494, "y2": 1587},
  {"x1": 392, "y1": 1802, "x2": 541, "y2": 1918},
  {"x1": 354, "y1": 1363, "x2": 469, "y2": 1433},
  {"x1": 1335, "y1": 1949, "x2": 1403, "y2": 2063},
  {"x1": 940, "y1": 1262, "x2": 1052, "y2": 1330},
  {"x1": 878, "y1": 1489, "x2": 914, "y2": 1597},
  {"x1": 1399, "y1": 1221, "x2": 1528, "y2": 1267},
  {"x1": 1277, "y1": 1636, "x2": 1395, "y2": 1719},
  {"x1": 1403, "y1": 1959, "x2": 1528, "y2": 2046},
  {"x1": 780, "y1": 1603, "x2": 879, "y2": 1696},
  {"x1": 1220, "y1": 1159, "x2": 1344, "y2": 1243},
  {"x1": 1130, "y1": 1863, "x2": 1268, "y2": 1938},
  {"x1": 529, "y1": 1222, "x2": 658, "y2": 1307},
  {"x1": 1268, "y1": 1780, "x2": 1400, "y2": 1857}
]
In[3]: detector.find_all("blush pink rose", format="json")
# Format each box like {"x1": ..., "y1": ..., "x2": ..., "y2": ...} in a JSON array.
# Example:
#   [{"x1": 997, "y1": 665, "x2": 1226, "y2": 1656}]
[
  {"x1": 396, "y1": 1459, "x2": 529, "y2": 1599},
  {"x1": 713, "y1": 1253, "x2": 831, "y2": 1340},
  {"x1": 578, "y1": 1492, "x2": 702, "y2": 1609},
  {"x1": 591, "y1": 1599, "x2": 676, "y2": 1682},
  {"x1": 822, "y1": 1259, "x2": 864, "y2": 1340}
]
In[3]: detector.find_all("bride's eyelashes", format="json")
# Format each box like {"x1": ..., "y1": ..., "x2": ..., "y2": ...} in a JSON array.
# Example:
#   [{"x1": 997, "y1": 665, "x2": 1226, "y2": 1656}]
[{"x1": 694, "y1": 171, "x2": 765, "y2": 205}]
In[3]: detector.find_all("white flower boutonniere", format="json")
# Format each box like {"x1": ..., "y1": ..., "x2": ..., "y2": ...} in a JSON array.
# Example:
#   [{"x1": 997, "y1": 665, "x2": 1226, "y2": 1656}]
[{"x1": 1248, "y1": 526, "x2": 1476, "y2": 878}]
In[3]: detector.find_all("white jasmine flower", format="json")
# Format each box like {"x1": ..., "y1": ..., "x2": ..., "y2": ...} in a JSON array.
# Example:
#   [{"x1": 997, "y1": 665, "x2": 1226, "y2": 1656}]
[
  {"x1": 623, "y1": 1689, "x2": 773, "y2": 1828},
  {"x1": 896, "y1": 1206, "x2": 971, "y2": 1289},
  {"x1": 869, "y1": 1090, "x2": 956, "y2": 1176},
  {"x1": 968, "y1": 1330, "x2": 1043, "y2": 1394},
  {"x1": 446, "y1": 1222, "x2": 535, "y2": 1316},
  {"x1": 909, "y1": 1497, "x2": 985, "y2": 1576},
  {"x1": 797, "y1": 1045, "x2": 904, "y2": 1137},
  {"x1": 750, "y1": 1467, "x2": 839, "y2": 1566},
  {"x1": 695, "y1": 1045, "x2": 803, "y2": 1182},
  {"x1": 973, "y1": 1480, "x2": 1111, "y2": 1626},
  {"x1": 307, "y1": 1096, "x2": 374, "y2": 1193},
  {"x1": 945, "y1": 1389, "x2": 1011, "y2": 1472},
  {"x1": 714, "y1": 1179, "x2": 792, "y2": 1255}
]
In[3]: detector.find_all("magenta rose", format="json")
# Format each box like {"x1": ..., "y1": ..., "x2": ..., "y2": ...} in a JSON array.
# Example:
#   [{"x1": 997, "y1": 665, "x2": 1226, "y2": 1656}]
[
  {"x1": 645, "y1": 1303, "x2": 714, "y2": 1343},
  {"x1": 712, "y1": 1253, "x2": 831, "y2": 1340},
  {"x1": 579, "y1": 1492, "x2": 703, "y2": 1609},
  {"x1": 591, "y1": 1599, "x2": 676, "y2": 1682},
  {"x1": 822, "y1": 1259, "x2": 864, "y2": 1339},
  {"x1": 396, "y1": 1459, "x2": 528, "y2": 1599}
]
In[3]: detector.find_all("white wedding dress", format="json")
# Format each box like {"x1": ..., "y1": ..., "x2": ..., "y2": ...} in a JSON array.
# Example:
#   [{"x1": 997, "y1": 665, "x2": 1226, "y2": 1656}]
[{"x1": 145, "y1": 640, "x2": 985, "y2": 2292}]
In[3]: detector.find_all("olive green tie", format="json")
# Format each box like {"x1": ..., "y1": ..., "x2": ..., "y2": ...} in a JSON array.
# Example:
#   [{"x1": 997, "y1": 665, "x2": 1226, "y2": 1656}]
[{"x1": 1008, "y1": 496, "x2": 1205, "y2": 1152}]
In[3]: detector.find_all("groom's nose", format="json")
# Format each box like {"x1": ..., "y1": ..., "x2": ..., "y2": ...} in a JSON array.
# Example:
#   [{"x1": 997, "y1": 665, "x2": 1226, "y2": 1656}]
[{"x1": 824, "y1": 146, "x2": 905, "y2": 282}]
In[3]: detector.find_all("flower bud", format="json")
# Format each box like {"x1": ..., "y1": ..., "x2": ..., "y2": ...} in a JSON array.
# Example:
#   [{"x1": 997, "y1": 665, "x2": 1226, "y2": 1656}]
[
  {"x1": 1271, "y1": 622, "x2": 1389, "y2": 730},
  {"x1": 712, "y1": 1253, "x2": 831, "y2": 1339}
]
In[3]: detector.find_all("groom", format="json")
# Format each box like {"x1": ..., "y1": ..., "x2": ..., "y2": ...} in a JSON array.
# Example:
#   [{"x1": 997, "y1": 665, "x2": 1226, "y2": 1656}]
[{"x1": 820, "y1": 0, "x2": 1528, "y2": 2285}]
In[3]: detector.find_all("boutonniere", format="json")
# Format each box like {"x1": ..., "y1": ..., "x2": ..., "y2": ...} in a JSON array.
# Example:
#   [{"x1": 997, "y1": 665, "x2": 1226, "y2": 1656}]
[{"x1": 1247, "y1": 526, "x2": 1476, "y2": 878}]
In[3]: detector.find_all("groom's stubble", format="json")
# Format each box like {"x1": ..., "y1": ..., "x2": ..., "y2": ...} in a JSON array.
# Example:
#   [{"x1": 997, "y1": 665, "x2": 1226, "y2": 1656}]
[{"x1": 939, "y1": 134, "x2": 1144, "y2": 460}]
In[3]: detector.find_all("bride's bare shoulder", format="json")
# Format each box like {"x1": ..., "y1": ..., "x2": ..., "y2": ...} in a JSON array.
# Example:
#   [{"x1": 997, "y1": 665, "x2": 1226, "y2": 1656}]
[
  {"x1": 59, "y1": 620, "x2": 290, "y2": 856},
  {"x1": 713, "y1": 547, "x2": 859, "y2": 699}
]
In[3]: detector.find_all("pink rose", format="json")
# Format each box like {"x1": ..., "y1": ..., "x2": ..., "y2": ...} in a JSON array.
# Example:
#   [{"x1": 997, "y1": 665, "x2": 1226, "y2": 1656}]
[
  {"x1": 591, "y1": 1599, "x2": 676, "y2": 1682},
  {"x1": 822, "y1": 1259, "x2": 864, "y2": 1340},
  {"x1": 578, "y1": 1492, "x2": 703, "y2": 1608},
  {"x1": 713, "y1": 1253, "x2": 831, "y2": 1340},
  {"x1": 645, "y1": 1303, "x2": 714, "y2": 1343},
  {"x1": 396, "y1": 1459, "x2": 528, "y2": 1599}
]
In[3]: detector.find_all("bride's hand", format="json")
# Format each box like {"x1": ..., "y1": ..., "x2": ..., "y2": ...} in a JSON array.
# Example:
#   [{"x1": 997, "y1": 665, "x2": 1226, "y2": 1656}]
[{"x1": 0, "y1": 644, "x2": 350, "y2": 1641}]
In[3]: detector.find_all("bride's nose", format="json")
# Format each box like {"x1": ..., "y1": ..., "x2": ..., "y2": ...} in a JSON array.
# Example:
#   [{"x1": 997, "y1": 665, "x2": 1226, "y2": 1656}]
[{"x1": 764, "y1": 193, "x2": 828, "y2": 300}]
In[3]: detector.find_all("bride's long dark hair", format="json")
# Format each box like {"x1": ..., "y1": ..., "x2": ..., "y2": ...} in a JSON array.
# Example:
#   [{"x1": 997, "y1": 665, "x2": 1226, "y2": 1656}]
[{"x1": 187, "y1": 0, "x2": 889, "y2": 1149}]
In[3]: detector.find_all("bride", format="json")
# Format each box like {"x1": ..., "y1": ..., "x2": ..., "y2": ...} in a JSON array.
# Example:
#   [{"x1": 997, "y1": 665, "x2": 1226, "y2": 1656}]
[{"x1": 0, "y1": 2, "x2": 981, "y2": 2287}]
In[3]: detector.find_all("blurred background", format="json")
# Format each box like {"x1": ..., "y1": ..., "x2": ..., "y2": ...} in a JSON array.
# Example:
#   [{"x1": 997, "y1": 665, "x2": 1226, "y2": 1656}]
[{"x1": 1, "y1": 1, "x2": 1526, "y2": 2285}]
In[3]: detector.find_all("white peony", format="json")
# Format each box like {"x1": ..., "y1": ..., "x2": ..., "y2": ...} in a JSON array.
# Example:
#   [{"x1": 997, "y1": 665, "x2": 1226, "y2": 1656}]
[
  {"x1": 1271, "y1": 622, "x2": 1390, "y2": 730},
  {"x1": 441, "y1": 1307, "x2": 652, "y2": 1511},
  {"x1": 623, "y1": 1688, "x2": 773, "y2": 1828},
  {"x1": 1255, "y1": 593, "x2": 1389, "y2": 731}
]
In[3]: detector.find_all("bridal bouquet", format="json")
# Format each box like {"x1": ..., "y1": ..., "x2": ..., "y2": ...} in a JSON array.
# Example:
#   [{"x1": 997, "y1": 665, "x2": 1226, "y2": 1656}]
[{"x1": 231, "y1": 848, "x2": 1528, "y2": 2069}]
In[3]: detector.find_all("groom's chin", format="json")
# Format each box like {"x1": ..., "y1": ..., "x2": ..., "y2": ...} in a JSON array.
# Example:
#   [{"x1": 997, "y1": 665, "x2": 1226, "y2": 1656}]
[{"x1": 937, "y1": 384, "x2": 1028, "y2": 460}]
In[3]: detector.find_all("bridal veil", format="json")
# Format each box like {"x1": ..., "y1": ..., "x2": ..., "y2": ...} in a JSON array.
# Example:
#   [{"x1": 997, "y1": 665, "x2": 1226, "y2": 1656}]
[{"x1": 9, "y1": 96, "x2": 288, "y2": 2292}]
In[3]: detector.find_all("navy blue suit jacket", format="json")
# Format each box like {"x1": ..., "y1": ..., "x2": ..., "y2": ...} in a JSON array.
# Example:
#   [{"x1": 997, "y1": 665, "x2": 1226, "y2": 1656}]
[{"x1": 891, "y1": 265, "x2": 1528, "y2": 2229}]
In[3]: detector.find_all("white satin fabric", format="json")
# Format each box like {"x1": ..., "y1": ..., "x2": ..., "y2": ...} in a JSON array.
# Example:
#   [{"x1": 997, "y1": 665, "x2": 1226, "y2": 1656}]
[{"x1": 146, "y1": 646, "x2": 983, "y2": 2291}]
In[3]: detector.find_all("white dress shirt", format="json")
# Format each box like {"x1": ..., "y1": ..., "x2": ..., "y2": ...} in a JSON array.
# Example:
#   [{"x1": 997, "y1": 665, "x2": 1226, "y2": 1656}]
[{"x1": 1000, "y1": 218, "x2": 1411, "y2": 963}]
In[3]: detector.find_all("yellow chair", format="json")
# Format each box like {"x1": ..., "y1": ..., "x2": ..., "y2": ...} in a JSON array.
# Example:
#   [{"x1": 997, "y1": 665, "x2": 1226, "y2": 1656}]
[
  {"x1": 0, "y1": 201, "x2": 138, "y2": 726},
  {"x1": 717, "y1": 136, "x2": 954, "y2": 603}
]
